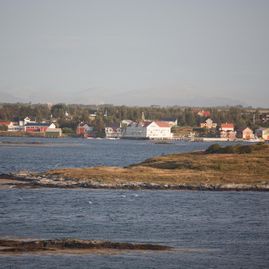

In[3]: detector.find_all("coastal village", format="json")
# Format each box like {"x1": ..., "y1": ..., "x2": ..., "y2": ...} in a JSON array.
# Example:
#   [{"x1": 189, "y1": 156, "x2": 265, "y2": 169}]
[
  {"x1": 1, "y1": 2, "x2": 269, "y2": 267},
  {"x1": 0, "y1": 106, "x2": 269, "y2": 141}
]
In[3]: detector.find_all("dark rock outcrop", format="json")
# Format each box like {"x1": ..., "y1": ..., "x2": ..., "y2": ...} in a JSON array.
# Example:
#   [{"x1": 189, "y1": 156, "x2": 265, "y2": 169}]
[{"x1": 0, "y1": 239, "x2": 172, "y2": 253}]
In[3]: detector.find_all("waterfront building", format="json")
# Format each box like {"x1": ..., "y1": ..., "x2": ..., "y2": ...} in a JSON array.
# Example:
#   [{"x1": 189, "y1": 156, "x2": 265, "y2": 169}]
[
  {"x1": 0, "y1": 121, "x2": 19, "y2": 132},
  {"x1": 105, "y1": 124, "x2": 122, "y2": 139},
  {"x1": 123, "y1": 121, "x2": 173, "y2": 139},
  {"x1": 123, "y1": 121, "x2": 147, "y2": 139},
  {"x1": 219, "y1": 123, "x2": 236, "y2": 140},
  {"x1": 24, "y1": 117, "x2": 36, "y2": 125},
  {"x1": 76, "y1": 123, "x2": 93, "y2": 136},
  {"x1": 7, "y1": 122, "x2": 24, "y2": 132},
  {"x1": 25, "y1": 122, "x2": 55, "y2": 133},
  {"x1": 45, "y1": 127, "x2": 63, "y2": 137},
  {"x1": 0, "y1": 121, "x2": 10, "y2": 127}
]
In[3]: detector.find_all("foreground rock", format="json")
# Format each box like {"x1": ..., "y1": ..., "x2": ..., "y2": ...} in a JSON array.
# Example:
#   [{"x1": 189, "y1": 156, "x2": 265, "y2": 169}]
[
  {"x1": 1, "y1": 143, "x2": 269, "y2": 191},
  {"x1": 1, "y1": 173, "x2": 268, "y2": 191},
  {"x1": 0, "y1": 239, "x2": 172, "y2": 254}
]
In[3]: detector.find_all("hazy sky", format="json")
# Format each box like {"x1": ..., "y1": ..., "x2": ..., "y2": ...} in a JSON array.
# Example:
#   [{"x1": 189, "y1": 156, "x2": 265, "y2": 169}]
[{"x1": 0, "y1": 0, "x2": 268, "y2": 107}]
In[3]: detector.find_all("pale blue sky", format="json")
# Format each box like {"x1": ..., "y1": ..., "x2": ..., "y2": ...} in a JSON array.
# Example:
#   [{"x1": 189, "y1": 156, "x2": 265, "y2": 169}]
[{"x1": 0, "y1": 0, "x2": 268, "y2": 107}]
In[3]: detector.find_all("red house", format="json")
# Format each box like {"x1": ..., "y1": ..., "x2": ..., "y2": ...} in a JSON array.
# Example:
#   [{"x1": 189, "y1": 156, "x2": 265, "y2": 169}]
[
  {"x1": 0, "y1": 121, "x2": 11, "y2": 127},
  {"x1": 0, "y1": 121, "x2": 12, "y2": 131},
  {"x1": 197, "y1": 110, "x2": 211, "y2": 117},
  {"x1": 25, "y1": 123, "x2": 55, "y2": 133},
  {"x1": 76, "y1": 123, "x2": 93, "y2": 137},
  {"x1": 220, "y1": 123, "x2": 234, "y2": 131}
]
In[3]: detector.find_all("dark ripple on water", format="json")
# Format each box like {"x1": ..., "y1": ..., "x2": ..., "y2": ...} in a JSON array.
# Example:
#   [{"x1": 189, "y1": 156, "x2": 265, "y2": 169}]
[
  {"x1": 0, "y1": 189, "x2": 269, "y2": 268},
  {"x1": 0, "y1": 138, "x2": 268, "y2": 268}
]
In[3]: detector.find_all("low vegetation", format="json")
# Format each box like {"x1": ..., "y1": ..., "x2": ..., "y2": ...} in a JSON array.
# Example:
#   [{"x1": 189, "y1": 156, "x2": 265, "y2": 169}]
[
  {"x1": 44, "y1": 143, "x2": 269, "y2": 188},
  {"x1": 205, "y1": 142, "x2": 267, "y2": 154}
]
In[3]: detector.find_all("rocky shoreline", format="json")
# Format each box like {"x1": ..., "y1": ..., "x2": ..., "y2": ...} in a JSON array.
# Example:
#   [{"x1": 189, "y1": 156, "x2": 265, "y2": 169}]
[
  {"x1": 1, "y1": 172, "x2": 268, "y2": 191},
  {"x1": 1, "y1": 143, "x2": 268, "y2": 192},
  {"x1": 0, "y1": 238, "x2": 172, "y2": 254}
]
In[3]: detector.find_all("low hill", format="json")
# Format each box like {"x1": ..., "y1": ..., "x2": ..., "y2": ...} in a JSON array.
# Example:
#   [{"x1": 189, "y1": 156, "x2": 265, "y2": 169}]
[{"x1": 40, "y1": 143, "x2": 269, "y2": 190}]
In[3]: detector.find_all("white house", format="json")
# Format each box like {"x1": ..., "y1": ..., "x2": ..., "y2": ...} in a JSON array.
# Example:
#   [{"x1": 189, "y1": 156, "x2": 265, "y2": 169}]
[
  {"x1": 48, "y1": 123, "x2": 56, "y2": 129},
  {"x1": 24, "y1": 117, "x2": 36, "y2": 125},
  {"x1": 146, "y1": 121, "x2": 173, "y2": 139},
  {"x1": 7, "y1": 122, "x2": 24, "y2": 132},
  {"x1": 105, "y1": 124, "x2": 122, "y2": 138},
  {"x1": 0, "y1": 121, "x2": 24, "y2": 132},
  {"x1": 121, "y1": 119, "x2": 134, "y2": 126},
  {"x1": 123, "y1": 121, "x2": 173, "y2": 139}
]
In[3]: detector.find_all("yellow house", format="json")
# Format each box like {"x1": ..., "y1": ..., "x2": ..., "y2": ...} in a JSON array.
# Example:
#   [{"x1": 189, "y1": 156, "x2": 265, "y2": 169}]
[{"x1": 242, "y1": 127, "x2": 254, "y2": 140}]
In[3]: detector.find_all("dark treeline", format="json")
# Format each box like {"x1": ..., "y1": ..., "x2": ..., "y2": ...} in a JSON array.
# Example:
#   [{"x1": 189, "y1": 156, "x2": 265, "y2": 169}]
[{"x1": 0, "y1": 103, "x2": 268, "y2": 132}]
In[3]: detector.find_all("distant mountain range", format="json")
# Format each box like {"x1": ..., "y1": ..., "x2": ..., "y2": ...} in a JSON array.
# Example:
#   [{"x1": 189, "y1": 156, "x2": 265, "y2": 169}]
[
  {"x1": 0, "y1": 88, "x2": 250, "y2": 107},
  {"x1": 0, "y1": 92, "x2": 26, "y2": 103},
  {"x1": 64, "y1": 87, "x2": 247, "y2": 107}
]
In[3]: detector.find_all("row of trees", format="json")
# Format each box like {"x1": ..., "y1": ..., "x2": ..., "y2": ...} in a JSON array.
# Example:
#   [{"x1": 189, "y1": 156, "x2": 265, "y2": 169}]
[{"x1": 0, "y1": 103, "x2": 268, "y2": 132}]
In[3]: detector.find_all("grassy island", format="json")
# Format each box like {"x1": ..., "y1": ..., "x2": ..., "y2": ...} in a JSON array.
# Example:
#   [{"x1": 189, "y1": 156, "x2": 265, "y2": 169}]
[{"x1": 1, "y1": 143, "x2": 269, "y2": 191}]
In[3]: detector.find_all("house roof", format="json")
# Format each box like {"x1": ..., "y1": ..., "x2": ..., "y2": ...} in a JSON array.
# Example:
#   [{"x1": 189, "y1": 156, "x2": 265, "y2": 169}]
[
  {"x1": 221, "y1": 123, "x2": 234, "y2": 128},
  {"x1": 142, "y1": 121, "x2": 153, "y2": 127},
  {"x1": 0, "y1": 121, "x2": 11, "y2": 126},
  {"x1": 25, "y1": 122, "x2": 50, "y2": 127},
  {"x1": 128, "y1": 120, "x2": 171, "y2": 128},
  {"x1": 154, "y1": 121, "x2": 171, "y2": 128},
  {"x1": 160, "y1": 117, "x2": 177, "y2": 122},
  {"x1": 205, "y1": 118, "x2": 213, "y2": 122},
  {"x1": 256, "y1": 127, "x2": 269, "y2": 131},
  {"x1": 106, "y1": 123, "x2": 120, "y2": 129},
  {"x1": 121, "y1": 119, "x2": 133, "y2": 124},
  {"x1": 243, "y1": 127, "x2": 253, "y2": 132}
]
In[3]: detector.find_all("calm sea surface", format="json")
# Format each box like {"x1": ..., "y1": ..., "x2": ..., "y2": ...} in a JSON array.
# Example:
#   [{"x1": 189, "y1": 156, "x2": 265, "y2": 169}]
[
  {"x1": 0, "y1": 137, "x2": 235, "y2": 173},
  {"x1": 0, "y1": 137, "x2": 268, "y2": 268}
]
